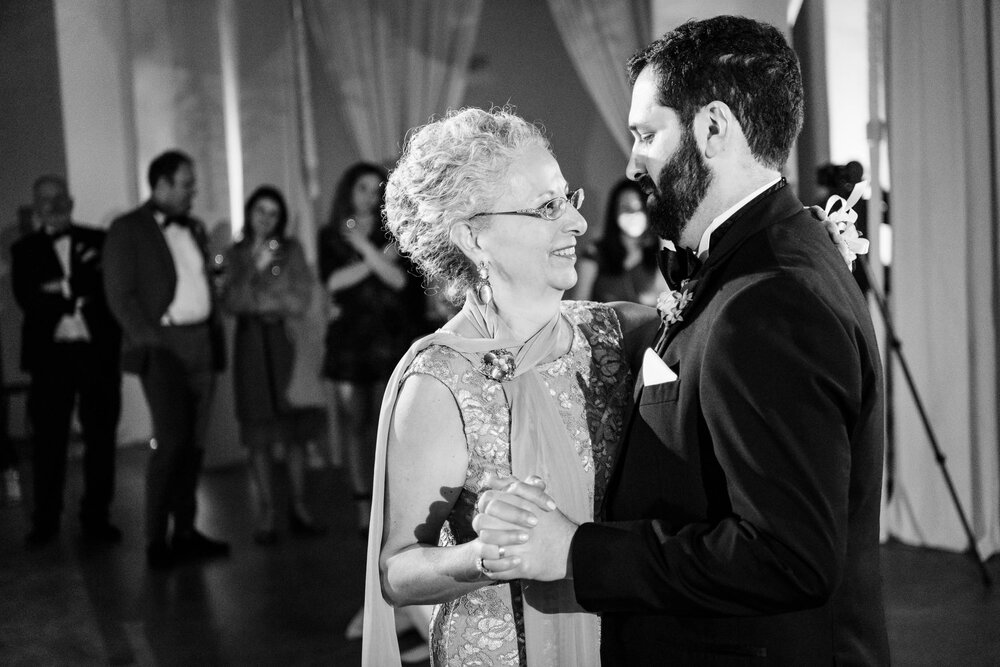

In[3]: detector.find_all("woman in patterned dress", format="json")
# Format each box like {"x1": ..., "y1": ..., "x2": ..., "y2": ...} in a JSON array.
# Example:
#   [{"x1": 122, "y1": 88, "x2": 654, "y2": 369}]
[{"x1": 361, "y1": 108, "x2": 650, "y2": 666}]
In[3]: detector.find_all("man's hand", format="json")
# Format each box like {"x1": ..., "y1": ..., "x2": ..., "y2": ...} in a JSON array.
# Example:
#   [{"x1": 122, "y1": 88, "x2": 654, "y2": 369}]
[{"x1": 472, "y1": 475, "x2": 578, "y2": 582}]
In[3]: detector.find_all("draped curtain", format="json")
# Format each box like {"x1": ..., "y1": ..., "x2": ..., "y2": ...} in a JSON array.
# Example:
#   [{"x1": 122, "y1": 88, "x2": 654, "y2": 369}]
[
  {"x1": 882, "y1": 0, "x2": 1000, "y2": 557},
  {"x1": 303, "y1": 0, "x2": 484, "y2": 164},
  {"x1": 545, "y1": 0, "x2": 650, "y2": 156}
]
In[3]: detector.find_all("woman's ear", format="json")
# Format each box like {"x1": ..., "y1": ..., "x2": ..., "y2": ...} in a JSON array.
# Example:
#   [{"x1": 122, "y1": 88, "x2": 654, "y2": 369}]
[{"x1": 450, "y1": 220, "x2": 486, "y2": 264}]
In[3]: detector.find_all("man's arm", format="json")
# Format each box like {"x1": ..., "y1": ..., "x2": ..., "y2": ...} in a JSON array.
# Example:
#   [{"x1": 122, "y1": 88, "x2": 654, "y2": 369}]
[
  {"x1": 572, "y1": 275, "x2": 858, "y2": 615},
  {"x1": 102, "y1": 219, "x2": 161, "y2": 346},
  {"x1": 479, "y1": 276, "x2": 863, "y2": 616}
]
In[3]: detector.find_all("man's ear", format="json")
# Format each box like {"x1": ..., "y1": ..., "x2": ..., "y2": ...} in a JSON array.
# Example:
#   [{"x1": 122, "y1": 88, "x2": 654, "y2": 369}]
[
  {"x1": 450, "y1": 220, "x2": 486, "y2": 265},
  {"x1": 701, "y1": 100, "x2": 735, "y2": 159}
]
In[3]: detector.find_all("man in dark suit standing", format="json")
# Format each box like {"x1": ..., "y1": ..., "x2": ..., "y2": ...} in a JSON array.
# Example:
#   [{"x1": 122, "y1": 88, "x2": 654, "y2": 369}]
[
  {"x1": 474, "y1": 16, "x2": 889, "y2": 665},
  {"x1": 12, "y1": 175, "x2": 122, "y2": 547},
  {"x1": 103, "y1": 150, "x2": 229, "y2": 569}
]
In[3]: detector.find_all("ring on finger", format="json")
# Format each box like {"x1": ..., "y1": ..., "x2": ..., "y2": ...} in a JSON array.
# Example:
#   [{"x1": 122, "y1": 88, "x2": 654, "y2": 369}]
[
  {"x1": 476, "y1": 557, "x2": 491, "y2": 575},
  {"x1": 497, "y1": 546, "x2": 505, "y2": 559}
]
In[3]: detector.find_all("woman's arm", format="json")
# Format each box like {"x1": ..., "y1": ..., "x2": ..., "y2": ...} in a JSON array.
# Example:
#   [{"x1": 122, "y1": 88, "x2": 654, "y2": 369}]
[{"x1": 380, "y1": 373, "x2": 497, "y2": 606}]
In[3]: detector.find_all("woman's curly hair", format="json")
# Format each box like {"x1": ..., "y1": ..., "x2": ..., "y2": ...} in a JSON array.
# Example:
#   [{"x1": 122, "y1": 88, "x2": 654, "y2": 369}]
[{"x1": 384, "y1": 107, "x2": 549, "y2": 304}]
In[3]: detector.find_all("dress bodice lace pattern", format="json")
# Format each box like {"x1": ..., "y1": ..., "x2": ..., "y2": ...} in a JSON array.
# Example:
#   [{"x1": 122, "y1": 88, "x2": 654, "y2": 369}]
[{"x1": 403, "y1": 300, "x2": 631, "y2": 666}]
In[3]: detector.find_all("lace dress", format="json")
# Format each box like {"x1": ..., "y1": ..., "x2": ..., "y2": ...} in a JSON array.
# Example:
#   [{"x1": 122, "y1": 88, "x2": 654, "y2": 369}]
[{"x1": 402, "y1": 301, "x2": 632, "y2": 666}]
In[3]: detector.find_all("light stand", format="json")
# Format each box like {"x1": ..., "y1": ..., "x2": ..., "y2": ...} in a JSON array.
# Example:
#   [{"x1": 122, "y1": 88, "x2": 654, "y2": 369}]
[{"x1": 857, "y1": 256, "x2": 993, "y2": 587}]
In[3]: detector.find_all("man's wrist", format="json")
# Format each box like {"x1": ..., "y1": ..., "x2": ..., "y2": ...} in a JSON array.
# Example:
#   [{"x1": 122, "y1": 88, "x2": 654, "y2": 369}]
[{"x1": 561, "y1": 522, "x2": 579, "y2": 579}]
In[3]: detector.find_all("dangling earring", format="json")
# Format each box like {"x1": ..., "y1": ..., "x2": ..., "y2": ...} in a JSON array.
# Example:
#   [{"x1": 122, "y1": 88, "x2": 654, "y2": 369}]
[{"x1": 475, "y1": 261, "x2": 493, "y2": 305}]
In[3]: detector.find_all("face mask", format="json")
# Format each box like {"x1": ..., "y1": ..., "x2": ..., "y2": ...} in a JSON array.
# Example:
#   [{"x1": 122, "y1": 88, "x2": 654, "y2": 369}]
[{"x1": 618, "y1": 211, "x2": 648, "y2": 238}]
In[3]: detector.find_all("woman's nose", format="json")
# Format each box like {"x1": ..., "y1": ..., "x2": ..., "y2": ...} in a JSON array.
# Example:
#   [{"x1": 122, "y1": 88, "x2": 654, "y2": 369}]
[{"x1": 563, "y1": 206, "x2": 587, "y2": 236}]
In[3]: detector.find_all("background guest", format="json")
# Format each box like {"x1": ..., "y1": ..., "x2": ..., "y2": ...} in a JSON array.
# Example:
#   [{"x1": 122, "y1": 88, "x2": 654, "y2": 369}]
[
  {"x1": 571, "y1": 178, "x2": 665, "y2": 305},
  {"x1": 317, "y1": 163, "x2": 410, "y2": 538},
  {"x1": 103, "y1": 150, "x2": 229, "y2": 569},
  {"x1": 221, "y1": 185, "x2": 322, "y2": 545},
  {"x1": 12, "y1": 175, "x2": 122, "y2": 546}
]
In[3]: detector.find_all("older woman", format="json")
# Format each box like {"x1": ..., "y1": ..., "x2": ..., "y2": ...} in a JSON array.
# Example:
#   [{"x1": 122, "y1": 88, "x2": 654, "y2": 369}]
[{"x1": 362, "y1": 108, "x2": 641, "y2": 666}]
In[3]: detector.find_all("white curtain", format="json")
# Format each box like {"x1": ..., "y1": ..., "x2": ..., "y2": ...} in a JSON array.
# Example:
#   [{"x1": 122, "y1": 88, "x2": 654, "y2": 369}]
[
  {"x1": 882, "y1": 0, "x2": 1000, "y2": 558},
  {"x1": 545, "y1": 0, "x2": 650, "y2": 156},
  {"x1": 303, "y1": 0, "x2": 484, "y2": 164}
]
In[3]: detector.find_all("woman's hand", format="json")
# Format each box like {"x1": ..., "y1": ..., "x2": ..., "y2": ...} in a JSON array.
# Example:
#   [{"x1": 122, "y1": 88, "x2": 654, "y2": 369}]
[{"x1": 343, "y1": 218, "x2": 375, "y2": 257}]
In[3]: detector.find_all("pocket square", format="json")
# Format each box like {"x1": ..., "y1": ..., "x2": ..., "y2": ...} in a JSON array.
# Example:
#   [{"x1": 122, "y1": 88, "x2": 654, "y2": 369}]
[{"x1": 642, "y1": 348, "x2": 677, "y2": 386}]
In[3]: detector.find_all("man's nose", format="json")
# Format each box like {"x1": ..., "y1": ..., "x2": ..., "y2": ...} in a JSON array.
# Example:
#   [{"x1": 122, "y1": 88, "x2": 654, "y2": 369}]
[{"x1": 626, "y1": 152, "x2": 645, "y2": 182}]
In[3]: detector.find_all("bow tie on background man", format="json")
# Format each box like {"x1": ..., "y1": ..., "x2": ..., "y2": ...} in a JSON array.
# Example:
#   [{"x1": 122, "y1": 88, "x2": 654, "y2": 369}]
[
  {"x1": 162, "y1": 215, "x2": 189, "y2": 229},
  {"x1": 658, "y1": 245, "x2": 702, "y2": 291},
  {"x1": 46, "y1": 227, "x2": 71, "y2": 241}
]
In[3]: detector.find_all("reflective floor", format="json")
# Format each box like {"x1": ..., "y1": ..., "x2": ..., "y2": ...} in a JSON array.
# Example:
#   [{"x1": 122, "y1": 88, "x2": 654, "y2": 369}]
[{"x1": 1, "y1": 442, "x2": 997, "y2": 665}]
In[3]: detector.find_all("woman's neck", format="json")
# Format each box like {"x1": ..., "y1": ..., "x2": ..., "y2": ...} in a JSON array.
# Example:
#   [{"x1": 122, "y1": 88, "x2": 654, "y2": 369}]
[{"x1": 492, "y1": 289, "x2": 564, "y2": 342}]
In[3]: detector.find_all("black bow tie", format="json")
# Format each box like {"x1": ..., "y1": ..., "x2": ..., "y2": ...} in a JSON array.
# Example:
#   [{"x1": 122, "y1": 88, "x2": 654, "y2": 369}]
[
  {"x1": 659, "y1": 246, "x2": 702, "y2": 291},
  {"x1": 162, "y1": 215, "x2": 188, "y2": 229}
]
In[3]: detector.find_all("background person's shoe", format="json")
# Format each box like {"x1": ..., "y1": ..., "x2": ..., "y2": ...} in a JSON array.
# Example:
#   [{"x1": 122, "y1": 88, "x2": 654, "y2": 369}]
[
  {"x1": 288, "y1": 510, "x2": 327, "y2": 537},
  {"x1": 253, "y1": 528, "x2": 278, "y2": 546},
  {"x1": 25, "y1": 524, "x2": 58, "y2": 549},
  {"x1": 172, "y1": 529, "x2": 230, "y2": 560},
  {"x1": 82, "y1": 521, "x2": 123, "y2": 544},
  {"x1": 146, "y1": 540, "x2": 175, "y2": 569}
]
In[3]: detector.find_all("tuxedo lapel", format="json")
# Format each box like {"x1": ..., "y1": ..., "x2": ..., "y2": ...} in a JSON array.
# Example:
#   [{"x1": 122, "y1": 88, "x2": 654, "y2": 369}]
[{"x1": 660, "y1": 185, "x2": 804, "y2": 352}]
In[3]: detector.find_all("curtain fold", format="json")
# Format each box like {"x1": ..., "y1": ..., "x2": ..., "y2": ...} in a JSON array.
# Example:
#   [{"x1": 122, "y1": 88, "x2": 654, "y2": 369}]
[
  {"x1": 882, "y1": 0, "x2": 1000, "y2": 557},
  {"x1": 545, "y1": 0, "x2": 650, "y2": 156},
  {"x1": 303, "y1": 0, "x2": 484, "y2": 164}
]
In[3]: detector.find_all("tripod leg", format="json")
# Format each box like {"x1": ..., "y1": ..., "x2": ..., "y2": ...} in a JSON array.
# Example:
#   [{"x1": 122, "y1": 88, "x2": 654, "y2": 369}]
[{"x1": 859, "y1": 257, "x2": 993, "y2": 588}]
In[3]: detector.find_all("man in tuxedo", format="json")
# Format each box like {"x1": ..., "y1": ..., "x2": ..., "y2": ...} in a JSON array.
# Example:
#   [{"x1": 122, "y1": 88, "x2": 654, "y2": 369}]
[
  {"x1": 474, "y1": 16, "x2": 890, "y2": 665},
  {"x1": 12, "y1": 175, "x2": 122, "y2": 546},
  {"x1": 103, "y1": 150, "x2": 229, "y2": 569}
]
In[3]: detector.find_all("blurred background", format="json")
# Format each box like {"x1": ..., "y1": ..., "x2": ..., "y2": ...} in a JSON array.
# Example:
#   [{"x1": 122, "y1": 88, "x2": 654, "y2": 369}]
[{"x1": 1, "y1": 0, "x2": 998, "y2": 663}]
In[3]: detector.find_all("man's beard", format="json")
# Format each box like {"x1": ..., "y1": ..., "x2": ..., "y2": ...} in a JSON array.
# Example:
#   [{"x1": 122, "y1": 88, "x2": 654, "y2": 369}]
[{"x1": 640, "y1": 126, "x2": 713, "y2": 245}]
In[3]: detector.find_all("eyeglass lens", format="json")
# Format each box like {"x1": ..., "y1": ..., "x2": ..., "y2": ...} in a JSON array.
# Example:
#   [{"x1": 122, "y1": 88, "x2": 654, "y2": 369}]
[{"x1": 542, "y1": 189, "x2": 584, "y2": 220}]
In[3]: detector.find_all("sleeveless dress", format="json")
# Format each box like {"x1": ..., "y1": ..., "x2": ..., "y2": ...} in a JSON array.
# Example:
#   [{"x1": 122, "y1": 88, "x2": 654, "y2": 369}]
[{"x1": 402, "y1": 301, "x2": 632, "y2": 666}]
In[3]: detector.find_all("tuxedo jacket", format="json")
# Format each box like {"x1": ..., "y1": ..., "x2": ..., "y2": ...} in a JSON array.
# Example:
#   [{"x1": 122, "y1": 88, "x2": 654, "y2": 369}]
[
  {"x1": 11, "y1": 224, "x2": 121, "y2": 373},
  {"x1": 103, "y1": 201, "x2": 225, "y2": 375},
  {"x1": 573, "y1": 185, "x2": 890, "y2": 665}
]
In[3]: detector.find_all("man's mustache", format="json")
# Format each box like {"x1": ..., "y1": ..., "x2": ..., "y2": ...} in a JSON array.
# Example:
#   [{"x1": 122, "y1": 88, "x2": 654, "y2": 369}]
[{"x1": 637, "y1": 174, "x2": 658, "y2": 197}]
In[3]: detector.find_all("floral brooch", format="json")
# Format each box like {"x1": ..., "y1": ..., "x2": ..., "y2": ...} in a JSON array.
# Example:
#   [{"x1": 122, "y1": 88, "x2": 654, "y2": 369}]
[
  {"x1": 480, "y1": 349, "x2": 516, "y2": 382},
  {"x1": 657, "y1": 287, "x2": 694, "y2": 327}
]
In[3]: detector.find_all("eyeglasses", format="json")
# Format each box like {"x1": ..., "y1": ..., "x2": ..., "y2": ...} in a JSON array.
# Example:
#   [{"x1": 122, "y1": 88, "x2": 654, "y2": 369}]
[{"x1": 472, "y1": 188, "x2": 585, "y2": 221}]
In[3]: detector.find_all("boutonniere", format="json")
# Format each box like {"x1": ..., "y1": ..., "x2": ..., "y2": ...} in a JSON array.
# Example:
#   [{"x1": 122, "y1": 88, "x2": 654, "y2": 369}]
[
  {"x1": 656, "y1": 286, "x2": 693, "y2": 327},
  {"x1": 79, "y1": 247, "x2": 98, "y2": 263},
  {"x1": 824, "y1": 181, "x2": 871, "y2": 267},
  {"x1": 480, "y1": 349, "x2": 516, "y2": 382}
]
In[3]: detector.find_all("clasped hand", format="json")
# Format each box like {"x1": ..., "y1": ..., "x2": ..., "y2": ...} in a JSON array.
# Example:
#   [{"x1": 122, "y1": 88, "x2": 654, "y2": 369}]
[{"x1": 471, "y1": 474, "x2": 577, "y2": 582}]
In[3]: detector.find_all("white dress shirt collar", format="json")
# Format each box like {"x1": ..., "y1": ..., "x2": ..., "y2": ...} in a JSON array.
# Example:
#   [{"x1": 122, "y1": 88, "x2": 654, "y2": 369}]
[{"x1": 696, "y1": 176, "x2": 782, "y2": 260}]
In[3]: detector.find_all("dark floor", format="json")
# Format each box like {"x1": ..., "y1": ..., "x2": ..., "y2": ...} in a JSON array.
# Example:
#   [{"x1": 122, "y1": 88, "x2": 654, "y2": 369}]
[{"x1": 1, "y1": 442, "x2": 998, "y2": 666}]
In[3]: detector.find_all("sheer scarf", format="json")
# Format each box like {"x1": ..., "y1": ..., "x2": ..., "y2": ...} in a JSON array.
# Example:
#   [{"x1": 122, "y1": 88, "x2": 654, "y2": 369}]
[{"x1": 362, "y1": 294, "x2": 600, "y2": 666}]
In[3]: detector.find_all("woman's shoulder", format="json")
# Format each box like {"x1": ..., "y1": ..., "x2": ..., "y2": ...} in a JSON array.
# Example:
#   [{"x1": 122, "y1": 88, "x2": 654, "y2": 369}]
[
  {"x1": 560, "y1": 299, "x2": 626, "y2": 346},
  {"x1": 406, "y1": 341, "x2": 475, "y2": 385},
  {"x1": 560, "y1": 299, "x2": 617, "y2": 327}
]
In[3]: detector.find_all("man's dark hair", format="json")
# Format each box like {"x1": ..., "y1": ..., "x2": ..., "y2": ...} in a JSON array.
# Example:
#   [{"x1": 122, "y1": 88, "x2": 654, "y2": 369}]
[
  {"x1": 32, "y1": 174, "x2": 69, "y2": 196},
  {"x1": 147, "y1": 150, "x2": 194, "y2": 189},
  {"x1": 627, "y1": 15, "x2": 803, "y2": 170}
]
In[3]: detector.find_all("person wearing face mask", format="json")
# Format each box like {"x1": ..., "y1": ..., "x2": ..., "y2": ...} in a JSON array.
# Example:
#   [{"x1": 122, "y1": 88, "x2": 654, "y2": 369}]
[
  {"x1": 572, "y1": 178, "x2": 667, "y2": 305},
  {"x1": 12, "y1": 175, "x2": 123, "y2": 547},
  {"x1": 221, "y1": 186, "x2": 321, "y2": 545}
]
